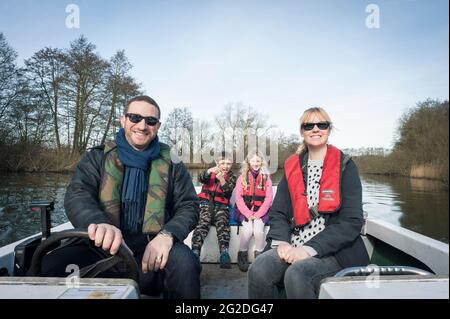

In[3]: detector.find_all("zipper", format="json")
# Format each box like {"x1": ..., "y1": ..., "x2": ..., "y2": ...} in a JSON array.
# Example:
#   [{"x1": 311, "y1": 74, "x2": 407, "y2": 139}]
[{"x1": 251, "y1": 174, "x2": 257, "y2": 211}]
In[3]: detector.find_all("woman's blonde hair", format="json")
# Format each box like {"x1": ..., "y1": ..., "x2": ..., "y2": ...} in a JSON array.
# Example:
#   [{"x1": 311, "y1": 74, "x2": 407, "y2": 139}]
[
  {"x1": 240, "y1": 151, "x2": 269, "y2": 190},
  {"x1": 296, "y1": 107, "x2": 333, "y2": 155}
]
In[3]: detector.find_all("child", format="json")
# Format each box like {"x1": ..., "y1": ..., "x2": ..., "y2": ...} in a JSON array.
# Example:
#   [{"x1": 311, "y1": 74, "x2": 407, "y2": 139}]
[
  {"x1": 234, "y1": 152, "x2": 273, "y2": 272},
  {"x1": 191, "y1": 152, "x2": 237, "y2": 268}
]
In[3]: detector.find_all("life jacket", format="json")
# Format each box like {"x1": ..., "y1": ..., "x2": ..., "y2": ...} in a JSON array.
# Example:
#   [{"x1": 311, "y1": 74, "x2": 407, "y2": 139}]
[
  {"x1": 99, "y1": 141, "x2": 171, "y2": 234},
  {"x1": 242, "y1": 171, "x2": 267, "y2": 211},
  {"x1": 198, "y1": 172, "x2": 233, "y2": 205},
  {"x1": 284, "y1": 144, "x2": 343, "y2": 227}
]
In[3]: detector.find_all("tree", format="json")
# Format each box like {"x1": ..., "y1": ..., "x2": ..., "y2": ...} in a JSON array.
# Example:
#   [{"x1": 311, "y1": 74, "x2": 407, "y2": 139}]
[
  {"x1": 0, "y1": 33, "x2": 24, "y2": 122},
  {"x1": 11, "y1": 86, "x2": 52, "y2": 146},
  {"x1": 159, "y1": 107, "x2": 194, "y2": 162},
  {"x1": 100, "y1": 50, "x2": 140, "y2": 144},
  {"x1": 25, "y1": 47, "x2": 68, "y2": 148},
  {"x1": 0, "y1": 34, "x2": 145, "y2": 171},
  {"x1": 64, "y1": 36, "x2": 110, "y2": 154},
  {"x1": 214, "y1": 102, "x2": 275, "y2": 158},
  {"x1": 395, "y1": 99, "x2": 449, "y2": 165},
  {"x1": 278, "y1": 133, "x2": 300, "y2": 163},
  {"x1": 160, "y1": 107, "x2": 194, "y2": 147}
]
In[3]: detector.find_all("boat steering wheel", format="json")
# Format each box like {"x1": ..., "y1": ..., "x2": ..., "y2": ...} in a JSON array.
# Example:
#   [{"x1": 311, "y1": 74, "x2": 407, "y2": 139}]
[{"x1": 27, "y1": 229, "x2": 140, "y2": 284}]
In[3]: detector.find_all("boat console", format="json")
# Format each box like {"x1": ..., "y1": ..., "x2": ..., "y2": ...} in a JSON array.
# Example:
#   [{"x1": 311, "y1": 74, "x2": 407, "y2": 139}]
[{"x1": 0, "y1": 277, "x2": 139, "y2": 299}]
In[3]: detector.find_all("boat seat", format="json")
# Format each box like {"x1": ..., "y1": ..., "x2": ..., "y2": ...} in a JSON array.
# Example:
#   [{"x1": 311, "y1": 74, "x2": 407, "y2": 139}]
[{"x1": 184, "y1": 225, "x2": 270, "y2": 263}]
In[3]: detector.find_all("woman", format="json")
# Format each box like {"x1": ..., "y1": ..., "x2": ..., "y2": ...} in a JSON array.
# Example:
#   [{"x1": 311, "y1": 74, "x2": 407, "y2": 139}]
[
  {"x1": 248, "y1": 107, "x2": 369, "y2": 299},
  {"x1": 234, "y1": 152, "x2": 273, "y2": 272}
]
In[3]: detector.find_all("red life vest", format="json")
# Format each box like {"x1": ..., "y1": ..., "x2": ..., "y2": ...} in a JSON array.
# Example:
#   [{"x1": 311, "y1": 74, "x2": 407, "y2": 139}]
[
  {"x1": 242, "y1": 171, "x2": 267, "y2": 211},
  {"x1": 198, "y1": 172, "x2": 232, "y2": 205},
  {"x1": 284, "y1": 144, "x2": 342, "y2": 226}
]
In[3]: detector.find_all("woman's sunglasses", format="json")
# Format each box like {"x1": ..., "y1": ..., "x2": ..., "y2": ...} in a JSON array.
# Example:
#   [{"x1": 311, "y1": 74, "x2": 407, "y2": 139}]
[
  {"x1": 125, "y1": 113, "x2": 159, "y2": 126},
  {"x1": 301, "y1": 122, "x2": 330, "y2": 131}
]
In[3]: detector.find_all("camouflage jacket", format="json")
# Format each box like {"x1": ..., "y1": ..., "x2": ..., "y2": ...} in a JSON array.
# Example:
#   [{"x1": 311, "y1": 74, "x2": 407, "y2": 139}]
[{"x1": 99, "y1": 141, "x2": 171, "y2": 234}]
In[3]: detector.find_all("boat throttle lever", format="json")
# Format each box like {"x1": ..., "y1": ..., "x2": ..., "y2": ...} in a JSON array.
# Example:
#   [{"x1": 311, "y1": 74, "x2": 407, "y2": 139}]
[{"x1": 30, "y1": 201, "x2": 55, "y2": 241}]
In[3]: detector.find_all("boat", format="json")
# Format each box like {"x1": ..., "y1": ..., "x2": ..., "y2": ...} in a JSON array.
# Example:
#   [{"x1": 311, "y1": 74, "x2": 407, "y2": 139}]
[{"x1": 0, "y1": 186, "x2": 448, "y2": 299}]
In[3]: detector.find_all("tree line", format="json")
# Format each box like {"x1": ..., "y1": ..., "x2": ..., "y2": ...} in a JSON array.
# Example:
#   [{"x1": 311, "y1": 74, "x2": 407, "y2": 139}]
[
  {"x1": 158, "y1": 102, "x2": 299, "y2": 169},
  {"x1": 1, "y1": 33, "x2": 447, "y2": 184},
  {"x1": 0, "y1": 33, "x2": 299, "y2": 172},
  {"x1": 0, "y1": 33, "x2": 140, "y2": 170},
  {"x1": 353, "y1": 99, "x2": 449, "y2": 187}
]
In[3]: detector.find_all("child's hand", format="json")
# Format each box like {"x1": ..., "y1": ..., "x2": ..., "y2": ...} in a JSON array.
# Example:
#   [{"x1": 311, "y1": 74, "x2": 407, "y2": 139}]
[{"x1": 207, "y1": 166, "x2": 219, "y2": 174}]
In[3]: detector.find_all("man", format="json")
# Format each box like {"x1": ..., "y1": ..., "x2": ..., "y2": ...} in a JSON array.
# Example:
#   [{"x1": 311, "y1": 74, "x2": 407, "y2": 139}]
[
  {"x1": 191, "y1": 153, "x2": 237, "y2": 268},
  {"x1": 42, "y1": 95, "x2": 201, "y2": 298}
]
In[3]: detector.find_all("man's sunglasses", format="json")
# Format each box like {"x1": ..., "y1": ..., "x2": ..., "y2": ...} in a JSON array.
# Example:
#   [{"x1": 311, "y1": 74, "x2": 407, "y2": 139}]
[
  {"x1": 125, "y1": 113, "x2": 159, "y2": 126},
  {"x1": 301, "y1": 122, "x2": 330, "y2": 131}
]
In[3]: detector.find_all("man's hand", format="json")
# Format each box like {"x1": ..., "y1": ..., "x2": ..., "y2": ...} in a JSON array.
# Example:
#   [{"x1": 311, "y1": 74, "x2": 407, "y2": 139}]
[
  {"x1": 283, "y1": 246, "x2": 311, "y2": 264},
  {"x1": 276, "y1": 242, "x2": 292, "y2": 260},
  {"x1": 88, "y1": 223, "x2": 123, "y2": 255},
  {"x1": 141, "y1": 233, "x2": 174, "y2": 273}
]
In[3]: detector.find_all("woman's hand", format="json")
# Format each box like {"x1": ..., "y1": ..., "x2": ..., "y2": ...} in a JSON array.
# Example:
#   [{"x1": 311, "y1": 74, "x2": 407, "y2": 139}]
[
  {"x1": 276, "y1": 242, "x2": 292, "y2": 259},
  {"x1": 283, "y1": 246, "x2": 311, "y2": 264}
]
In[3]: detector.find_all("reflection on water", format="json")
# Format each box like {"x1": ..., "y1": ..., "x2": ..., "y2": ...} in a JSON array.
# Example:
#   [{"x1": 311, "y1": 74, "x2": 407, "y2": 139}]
[
  {"x1": 361, "y1": 174, "x2": 449, "y2": 244},
  {"x1": 0, "y1": 173, "x2": 70, "y2": 246},
  {"x1": 0, "y1": 171, "x2": 448, "y2": 247}
]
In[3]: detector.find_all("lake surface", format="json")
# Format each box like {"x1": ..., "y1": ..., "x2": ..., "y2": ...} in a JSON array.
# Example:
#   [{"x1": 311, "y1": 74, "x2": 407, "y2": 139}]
[{"x1": 0, "y1": 171, "x2": 448, "y2": 247}]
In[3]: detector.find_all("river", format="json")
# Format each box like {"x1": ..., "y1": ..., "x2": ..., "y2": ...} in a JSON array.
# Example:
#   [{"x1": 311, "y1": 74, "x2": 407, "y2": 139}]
[{"x1": 0, "y1": 171, "x2": 448, "y2": 247}]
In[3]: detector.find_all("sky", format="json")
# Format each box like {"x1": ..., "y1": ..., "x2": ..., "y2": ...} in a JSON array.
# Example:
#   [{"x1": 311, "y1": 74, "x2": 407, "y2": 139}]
[{"x1": 0, "y1": 0, "x2": 448, "y2": 149}]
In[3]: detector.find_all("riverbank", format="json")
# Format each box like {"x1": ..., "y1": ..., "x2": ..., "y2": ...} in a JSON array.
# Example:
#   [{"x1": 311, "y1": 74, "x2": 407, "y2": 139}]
[
  {"x1": 0, "y1": 161, "x2": 232, "y2": 172},
  {"x1": 0, "y1": 145, "x2": 81, "y2": 173},
  {"x1": 352, "y1": 100, "x2": 449, "y2": 190},
  {"x1": 2, "y1": 154, "x2": 448, "y2": 191},
  {"x1": 0, "y1": 147, "x2": 237, "y2": 172},
  {"x1": 357, "y1": 172, "x2": 448, "y2": 191},
  {"x1": 353, "y1": 156, "x2": 448, "y2": 190}
]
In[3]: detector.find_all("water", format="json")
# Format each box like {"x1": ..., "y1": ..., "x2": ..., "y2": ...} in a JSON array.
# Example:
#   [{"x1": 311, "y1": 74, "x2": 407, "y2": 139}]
[
  {"x1": 360, "y1": 174, "x2": 448, "y2": 244},
  {"x1": 0, "y1": 171, "x2": 448, "y2": 247},
  {"x1": 0, "y1": 173, "x2": 70, "y2": 246}
]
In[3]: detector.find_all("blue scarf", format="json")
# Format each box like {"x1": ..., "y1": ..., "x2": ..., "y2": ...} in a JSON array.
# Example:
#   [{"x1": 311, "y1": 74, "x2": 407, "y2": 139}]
[{"x1": 116, "y1": 128, "x2": 161, "y2": 234}]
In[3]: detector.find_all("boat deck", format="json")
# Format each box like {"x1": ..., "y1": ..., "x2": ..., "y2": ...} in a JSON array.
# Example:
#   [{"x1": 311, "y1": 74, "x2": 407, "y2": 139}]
[{"x1": 200, "y1": 263, "x2": 248, "y2": 299}]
